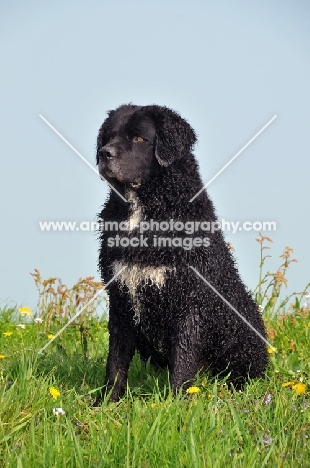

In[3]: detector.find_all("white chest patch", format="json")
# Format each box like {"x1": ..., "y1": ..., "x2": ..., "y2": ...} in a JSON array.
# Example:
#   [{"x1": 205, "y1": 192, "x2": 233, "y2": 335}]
[{"x1": 112, "y1": 260, "x2": 173, "y2": 323}]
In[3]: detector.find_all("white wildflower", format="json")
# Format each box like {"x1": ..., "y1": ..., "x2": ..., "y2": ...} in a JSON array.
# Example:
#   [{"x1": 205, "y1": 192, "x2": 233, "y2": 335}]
[
  {"x1": 53, "y1": 407, "x2": 66, "y2": 416},
  {"x1": 263, "y1": 393, "x2": 272, "y2": 405}
]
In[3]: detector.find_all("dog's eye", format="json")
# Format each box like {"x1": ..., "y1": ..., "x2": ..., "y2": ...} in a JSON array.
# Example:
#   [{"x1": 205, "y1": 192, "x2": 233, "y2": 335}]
[{"x1": 133, "y1": 136, "x2": 144, "y2": 142}]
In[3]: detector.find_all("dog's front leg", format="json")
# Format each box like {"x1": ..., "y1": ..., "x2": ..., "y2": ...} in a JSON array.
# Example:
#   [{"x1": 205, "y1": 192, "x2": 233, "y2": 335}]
[
  {"x1": 170, "y1": 348, "x2": 200, "y2": 395},
  {"x1": 94, "y1": 285, "x2": 136, "y2": 404},
  {"x1": 104, "y1": 317, "x2": 136, "y2": 402},
  {"x1": 170, "y1": 317, "x2": 201, "y2": 394}
]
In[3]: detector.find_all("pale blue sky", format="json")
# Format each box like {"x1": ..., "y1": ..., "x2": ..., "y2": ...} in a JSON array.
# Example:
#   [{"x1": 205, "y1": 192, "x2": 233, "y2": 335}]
[{"x1": 0, "y1": 0, "x2": 309, "y2": 310}]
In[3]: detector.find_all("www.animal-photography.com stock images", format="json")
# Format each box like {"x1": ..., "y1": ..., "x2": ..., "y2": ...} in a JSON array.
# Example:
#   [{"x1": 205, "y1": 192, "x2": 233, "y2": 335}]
[{"x1": 1, "y1": 1, "x2": 310, "y2": 467}]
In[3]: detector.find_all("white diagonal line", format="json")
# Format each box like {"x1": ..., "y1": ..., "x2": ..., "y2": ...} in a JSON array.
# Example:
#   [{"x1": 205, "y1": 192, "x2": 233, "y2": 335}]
[
  {"x1": 39, "y1": 114, "x2": 128, "y2": 203},
  {"x1": 38, "y1": 265, "x2": 127, "y2": 354},
  {"x1": 189, "y1": 266, "x2": 274, "y2": 349},
  {"x1": 189, "y1": 115, "x2": 277, "y2": 202}
]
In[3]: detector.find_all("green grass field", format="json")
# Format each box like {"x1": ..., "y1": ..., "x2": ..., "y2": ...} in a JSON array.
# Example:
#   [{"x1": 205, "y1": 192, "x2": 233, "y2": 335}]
[{"x1": 1, "y1": 237, "x2": 309, "y2": 467}]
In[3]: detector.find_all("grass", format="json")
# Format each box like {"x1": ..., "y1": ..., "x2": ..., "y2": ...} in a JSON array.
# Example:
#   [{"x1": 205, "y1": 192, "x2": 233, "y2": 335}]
[{"x1": 0, "y1": 236, "x2": 310, "y2": 467}]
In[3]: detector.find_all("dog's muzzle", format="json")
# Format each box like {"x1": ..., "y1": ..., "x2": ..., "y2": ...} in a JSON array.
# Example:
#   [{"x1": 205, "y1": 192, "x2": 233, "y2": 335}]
[
  {"x1": 99, "y1": 144, "x2": 116, "y2": 159},
  {"x1": 98, "y1": 147, "x2": 116, "y2": 178}
]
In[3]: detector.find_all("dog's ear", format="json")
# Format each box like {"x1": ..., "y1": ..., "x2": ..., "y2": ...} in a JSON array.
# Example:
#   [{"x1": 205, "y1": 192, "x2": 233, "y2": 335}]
[
  {"x1": 96, "y1": 110, "x2": 115, "y2": 165},
  {"x1": 146, "y1": 106, "x2": 197, "y2": 167}
]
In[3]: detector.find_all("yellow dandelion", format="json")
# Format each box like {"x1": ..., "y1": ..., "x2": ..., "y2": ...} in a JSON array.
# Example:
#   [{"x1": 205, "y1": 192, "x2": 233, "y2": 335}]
[
  {"x1": 18, "y1": 307, "x2": 32, "y2": 316},
  {"x1": 3, "y1": 331, "x2": 13, "y2": 337},
  {"x1": 47, "y1": 334, "x2": 55, "y2": 340},
  {"x1": 282, "y1": 381, "x2": 296, "y2": 388},
  {"x1": 49, "y1": 386, "x2": 60, "y2": 400},
  {"x1": 186, "y1": 386, "x2": 200, "y2": 394},
  {"x1": 0, "y1": 354, "x2": 5, "y2": 359},
  {"x1": 267, "y1": 347, "x2": 277, "y2": 354},
  {"x1": 292, "y1": 383, "x2": 307, "y2": 395},
  {"x1": 151, "y1": 403, "x2": 157, "y2": 408}
]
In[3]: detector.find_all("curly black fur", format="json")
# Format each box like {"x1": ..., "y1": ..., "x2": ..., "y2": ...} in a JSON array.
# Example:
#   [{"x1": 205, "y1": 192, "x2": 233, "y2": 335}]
[{"x1": 95, "y1": 104, "x2": 268, "y2": 403}]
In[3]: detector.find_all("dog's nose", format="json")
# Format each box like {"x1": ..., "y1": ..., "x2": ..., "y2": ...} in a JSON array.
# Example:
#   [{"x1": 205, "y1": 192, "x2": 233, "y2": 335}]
[{"x1": 99, "y1": 144, "x2": 116, "y2": 159}]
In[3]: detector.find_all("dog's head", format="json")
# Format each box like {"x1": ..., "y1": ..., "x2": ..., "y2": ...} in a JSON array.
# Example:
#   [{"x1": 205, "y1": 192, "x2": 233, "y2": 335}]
[{"x1": 96, "y1": 104, "x2": 197, "y2": 188}]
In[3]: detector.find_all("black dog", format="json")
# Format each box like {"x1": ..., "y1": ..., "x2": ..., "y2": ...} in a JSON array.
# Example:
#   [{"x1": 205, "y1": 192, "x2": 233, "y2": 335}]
[{"x1": 96, "y1": 104, "x2": 268, "y2": 403}]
